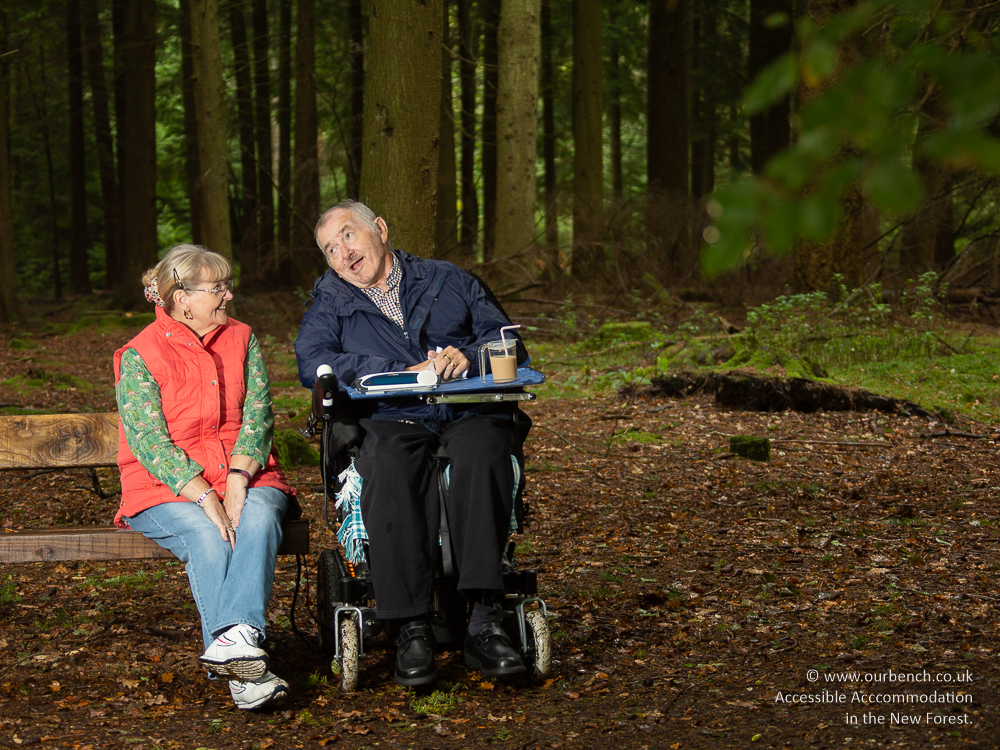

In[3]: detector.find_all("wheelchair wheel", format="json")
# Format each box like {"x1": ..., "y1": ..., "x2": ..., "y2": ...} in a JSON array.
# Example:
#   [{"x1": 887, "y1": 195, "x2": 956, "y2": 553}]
[
  {"x1": 316, "y1": 549, "x2": 340, "y2": 654},
  {"x1": 524, "y1": 609, "x2": 552, "y2": 679},
  {"x1": 331, "y1": 616, "x2": 360, "y2": 692}
]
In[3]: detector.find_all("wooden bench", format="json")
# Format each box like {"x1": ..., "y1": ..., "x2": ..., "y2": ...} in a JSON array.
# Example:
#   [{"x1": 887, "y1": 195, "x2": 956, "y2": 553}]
[{"x1": 0, "y1": 412, "x2": 309, "y2": 564}]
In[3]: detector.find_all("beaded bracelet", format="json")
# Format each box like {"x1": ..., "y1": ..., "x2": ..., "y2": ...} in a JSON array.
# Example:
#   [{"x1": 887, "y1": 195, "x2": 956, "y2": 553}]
[{"x1": 196, "y1": 488, "x2": 217, "y2": 506}]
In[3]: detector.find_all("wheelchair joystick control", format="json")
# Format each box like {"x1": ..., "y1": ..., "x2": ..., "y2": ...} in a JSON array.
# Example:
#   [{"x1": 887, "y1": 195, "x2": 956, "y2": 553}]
[{"x1": 306, "y1": 365, "x2": 340, "y2": 435}]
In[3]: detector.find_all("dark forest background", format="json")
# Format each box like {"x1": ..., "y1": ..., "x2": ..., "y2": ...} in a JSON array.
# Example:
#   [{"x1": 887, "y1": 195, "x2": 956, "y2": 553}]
[{"x1": 1, "y1": 0, "x2": 999, "y2": 322}]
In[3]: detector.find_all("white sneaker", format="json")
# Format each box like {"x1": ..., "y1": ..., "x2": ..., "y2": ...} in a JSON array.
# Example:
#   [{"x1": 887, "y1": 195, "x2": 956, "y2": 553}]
[
  {"x1": 229, "y1": 671, "x2": 290, "y2": 710},
  {"x1": 199, "y1": 624, "x2": 269, "y2": 681}
]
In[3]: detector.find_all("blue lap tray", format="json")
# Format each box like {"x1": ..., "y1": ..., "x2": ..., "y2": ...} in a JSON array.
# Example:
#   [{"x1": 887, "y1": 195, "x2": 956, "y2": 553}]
[{"x1": 344, "y1": 367, "x2": 545, "y2": 400}]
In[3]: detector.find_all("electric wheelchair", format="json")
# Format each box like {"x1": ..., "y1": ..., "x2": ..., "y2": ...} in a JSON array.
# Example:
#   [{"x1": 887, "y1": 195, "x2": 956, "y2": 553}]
[{"x1": 305, "y1": 367, "x2": 551, "y2": 692}]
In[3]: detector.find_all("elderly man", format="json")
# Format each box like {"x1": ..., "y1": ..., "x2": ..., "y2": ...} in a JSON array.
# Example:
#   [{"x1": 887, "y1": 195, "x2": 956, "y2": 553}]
[{"x1": 295, "y1": 200, "x2": 528, "y2": 686}]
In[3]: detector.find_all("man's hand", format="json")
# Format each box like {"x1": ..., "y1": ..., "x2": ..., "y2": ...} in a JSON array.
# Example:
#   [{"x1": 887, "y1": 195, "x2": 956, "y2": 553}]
[{"x1": 427, "y1": 346, "x2": 469, "y2": 381}]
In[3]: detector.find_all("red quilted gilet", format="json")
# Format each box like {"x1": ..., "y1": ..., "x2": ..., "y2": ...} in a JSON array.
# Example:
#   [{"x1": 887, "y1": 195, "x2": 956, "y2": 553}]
[{"x1": 113, "y1": 307, "x2": 291, "y2": 527}]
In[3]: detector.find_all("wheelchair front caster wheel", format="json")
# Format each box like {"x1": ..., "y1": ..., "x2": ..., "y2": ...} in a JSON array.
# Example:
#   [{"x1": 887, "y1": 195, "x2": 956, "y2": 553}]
[
  {"x1": 524, "y1": 609, "x2": 552, "y2": 679},
  {"x1": 331, "y1": 616, "x2": 360, "y2": 692}
]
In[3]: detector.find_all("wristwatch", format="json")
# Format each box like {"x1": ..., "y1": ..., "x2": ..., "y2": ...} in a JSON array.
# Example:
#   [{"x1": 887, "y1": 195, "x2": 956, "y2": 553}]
[{"x1": 228, "y1": 468, "x2": 254, "y2": 482}]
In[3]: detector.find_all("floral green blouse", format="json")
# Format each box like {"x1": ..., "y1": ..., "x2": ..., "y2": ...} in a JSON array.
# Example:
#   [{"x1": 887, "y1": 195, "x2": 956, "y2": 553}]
[{"x1": 115, "y1": 333, "x2": 275, "y2": 495}]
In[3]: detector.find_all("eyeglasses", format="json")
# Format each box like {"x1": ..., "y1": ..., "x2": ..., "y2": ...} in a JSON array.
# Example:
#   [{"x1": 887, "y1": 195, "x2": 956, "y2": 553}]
[
  {"x1": 173, "y1": 268, "x2": 233, "y2": 295},
  {"x1": 188, "y1": 281, "x2": 233, "y2": 295}
]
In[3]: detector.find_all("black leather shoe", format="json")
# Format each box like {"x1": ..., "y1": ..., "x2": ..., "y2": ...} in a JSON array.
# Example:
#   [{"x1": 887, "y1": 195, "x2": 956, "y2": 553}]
[
  {"x1": 464, "y1": 620, "x2": 527, "y2": 678},
  {"x1": 394, "y1": 620, "x2": 438, "y2": 687}
]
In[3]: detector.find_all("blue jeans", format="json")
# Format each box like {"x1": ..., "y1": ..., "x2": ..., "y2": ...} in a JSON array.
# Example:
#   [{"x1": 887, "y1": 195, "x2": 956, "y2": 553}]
[{"x1": 124, "y1": 487, "x2": 288, "y2": 649}]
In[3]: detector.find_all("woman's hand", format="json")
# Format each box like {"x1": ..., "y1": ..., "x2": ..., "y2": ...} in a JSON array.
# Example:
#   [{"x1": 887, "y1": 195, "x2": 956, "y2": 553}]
[
  {"x1": 224, "y1": 473, "x2": 249, "y2": 529},
  {"x1": 200, "y1": 490, "x2": 236, "y2": 549},
  {"x1": 179, "y1": 478, "x2": 235, "y2": 548}
]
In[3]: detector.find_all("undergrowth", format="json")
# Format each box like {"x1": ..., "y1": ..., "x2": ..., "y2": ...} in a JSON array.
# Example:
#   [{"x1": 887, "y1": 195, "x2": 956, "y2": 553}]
[{"x1": 530, "y1": 273, "x2": 1000, "y2": 422}]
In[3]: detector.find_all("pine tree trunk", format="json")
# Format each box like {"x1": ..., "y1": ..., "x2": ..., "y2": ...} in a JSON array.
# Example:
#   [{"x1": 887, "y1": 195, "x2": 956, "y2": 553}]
[
  {"x1": 646, "y1": 0, "x2": 691, "y2": 278},
  {"x1": 189, "y1": 0, "x2": 232, "y2": 260},
  {"x1": 82, "y1": 0, "x2": 123, "y2": 290},
  {"x1": 749, "y1": 0, "x2": 792, "y2": 173},
  {"x1": 119, "y1": 0, "x2": 158, "y2": 305},
  {"x1": 794, "y1": 0, "x2": 869, "y2": 292},
  {"x1": 230, "y1": 0, "x2": 258, "y2": 286},
  {"x1": 691, "y1": 4, "x2": 717, "y2": 198},
  {"x1": 481, "y1": 0, "x2": 499, "y2": 262},
  {"x1": 570, "y1": 0, "x2": 603, "y2": 280},
  {"x1": 495, "y1": 0, "x2": 541, "y2": 269},
  {"x1": 899, "y1": 83, "x2": 954, "y2": 276},
  {"x1": 179, "y1": 0, "x2": 202, "y2": 244},
  {"x1": 347, "y1": 0, "x2": 364, "y2": 200},
  {"x1": 276, "y1": 0, "x2": 293, "y2": 283},
  {"x1": 67, "y1": 0, "x2": 92, "y2": 294},
  {"x1": 252, "y1": 0, "x2": 274, "y2": 283},
  {"x1": 37, "y1": 57, "x2": 63, "y2": 300},
  {"x1": 0, "y1": 24, "x2": 18, "y2": 322},
  {"x1": 541, "y1": 0, "x2": 558, "y2": 279},
  {"x1": 436, "y1": 0, "x2": 458, "y2": 258},
  {"x1": 360, "y1": 0, "x2": 442, "y2": 256},
  {"x1": 458, "y1": 0, "x2": 478, "y2": 260},
  {"x1": 292, "y1": 0, "x2": 321, "y2": 286}
]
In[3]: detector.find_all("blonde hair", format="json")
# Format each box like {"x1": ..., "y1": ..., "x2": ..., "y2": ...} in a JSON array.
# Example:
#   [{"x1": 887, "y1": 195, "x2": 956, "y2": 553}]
[{"x1": 142, "y1": 245, "x2": 232, "y2": 313}]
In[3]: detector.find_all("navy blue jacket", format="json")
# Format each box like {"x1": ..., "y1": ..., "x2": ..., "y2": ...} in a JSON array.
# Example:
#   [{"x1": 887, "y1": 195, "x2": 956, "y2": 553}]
[{"x1": 295, "y1": 250, "x2": 526, "y2": 421}]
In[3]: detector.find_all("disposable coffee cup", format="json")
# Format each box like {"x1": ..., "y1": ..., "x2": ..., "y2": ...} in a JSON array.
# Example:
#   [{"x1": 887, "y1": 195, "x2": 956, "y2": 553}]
[{"x1": 488, "y1": 339, "x2": 517, "y2": 383}]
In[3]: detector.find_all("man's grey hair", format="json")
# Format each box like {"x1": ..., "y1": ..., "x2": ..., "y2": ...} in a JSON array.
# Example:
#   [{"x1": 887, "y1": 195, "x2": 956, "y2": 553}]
[{"x1": 314, "y1": 199, "x2": 392, "y2": 250}]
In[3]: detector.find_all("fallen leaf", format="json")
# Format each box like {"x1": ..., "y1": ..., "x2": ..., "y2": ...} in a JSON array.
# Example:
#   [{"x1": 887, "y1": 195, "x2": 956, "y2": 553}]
[{"x1": 160, "y1": 672, "x2": 174, "y2": 683}]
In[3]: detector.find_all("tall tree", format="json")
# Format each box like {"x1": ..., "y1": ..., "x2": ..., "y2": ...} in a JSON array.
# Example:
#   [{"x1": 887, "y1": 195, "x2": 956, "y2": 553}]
[
  {"x1": 346, "y1": 0, "x2": 364, "y2": 199},
  {"x1": 292, "y1": 0, "x2": 320, "y2": 286},
  {"x1": 30, "y1": 53, "x2": 62, "y2": 299},
  {"x1": 898, "y1": 74, "x2": 954, "y2": 275},
  {"x1": 793, "y1": 0, "x2": 868, "y2": 292},
  {"x1": 691, "y1": 3, "x2": 718, "y2": 198},
  {"x1": 480, "y1": 0, "x2": 499, "y2": 261},
  {"x1": 570, "y1": 0, "x2": 604, "y2": 279},
  {"x1": 540, "y1": 0, "x2": 558, "y2": 278},
  {"x1": 646, "y1": 0, "x2": 691, "y2": 276},
  {"x1": 119, "y1": 0, "x2": 158, "y2": 304},
  {"x1": 230, "y1": 0, "x2": 258, "y2": 284},
  {"x1": 252, "y1": 0, "x2": 274, "y2": 284},
  {"x1": 67, "y1": 0, "x2": 91, "y2": 294},
  {"x1": 360, "y1": 0, "x2": 442, "y2": 255},
  {"x1": 179, "y1": 0, "x2": 202, "y2": 244},
  {"x1": 0, "y1": 37, "x2": 17, "y2": 321},
  {"x1": 82, "y1": 0, "x2": 122, "y2": 289},
  {"x1": 748, "y1": 0, "x2": 793, "y2": 173},
  {"x1": 436, "y1": 0, "x2": 458, "y2": 257},
  {"x1": 457, "y1": 0, "x2": 478, "y2": 260},
  {"x1": 189, "y1": 0, "x2": 232, "y2": 260},
  {"x1": 495, "y1": 0, "x2": 541, "y2": 267},
  {"x1": 276, "y1": 0, "x2": 293, "y2": 282}
]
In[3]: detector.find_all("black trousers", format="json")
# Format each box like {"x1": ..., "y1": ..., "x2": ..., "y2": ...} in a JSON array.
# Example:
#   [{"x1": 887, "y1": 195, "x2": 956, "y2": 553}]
[{"x1": 355, "y1": 416, "x2": 517, "y2": 620}]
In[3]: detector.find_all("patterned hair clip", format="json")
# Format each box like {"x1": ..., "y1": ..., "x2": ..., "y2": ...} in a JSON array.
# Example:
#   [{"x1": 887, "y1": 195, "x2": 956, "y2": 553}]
[{"x1": 144, "y1": 277, "x2": 165, "y2": 307}]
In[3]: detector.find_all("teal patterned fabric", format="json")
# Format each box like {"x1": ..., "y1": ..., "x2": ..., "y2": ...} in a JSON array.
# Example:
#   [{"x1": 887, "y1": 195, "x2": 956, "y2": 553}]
[{"x1": 116, "y1": 333, "x2": 275, "y2": 495}]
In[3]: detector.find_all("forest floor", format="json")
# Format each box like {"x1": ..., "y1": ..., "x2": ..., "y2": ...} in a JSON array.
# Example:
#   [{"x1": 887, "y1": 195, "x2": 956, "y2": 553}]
[{"x1": 1, "y1": 294, "x2": 998, "y2": 749}]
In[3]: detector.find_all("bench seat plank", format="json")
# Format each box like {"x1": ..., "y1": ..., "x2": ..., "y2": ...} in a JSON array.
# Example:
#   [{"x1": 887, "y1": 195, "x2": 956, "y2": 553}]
[
  {"x1": 0, "y1": 413, "x2": 120, "y2": 469},
  {"x1": 0, "y1": 519, "x2": 310, "y2": 563}
]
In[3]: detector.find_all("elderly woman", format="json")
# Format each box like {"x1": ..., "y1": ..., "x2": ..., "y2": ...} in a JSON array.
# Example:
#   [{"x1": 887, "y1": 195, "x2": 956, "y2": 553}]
[{"x1": 113, "y1": 244, "x2": 297, "y2": 710}]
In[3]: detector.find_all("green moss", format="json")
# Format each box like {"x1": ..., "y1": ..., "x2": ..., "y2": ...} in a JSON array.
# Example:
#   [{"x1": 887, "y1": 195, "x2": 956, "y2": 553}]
[
  {"x1": 8, "y1": 338, "x2": 40, "y2": 351},
  {"x1": 1, "y1": 370, "x2": 93, "y2": 394},
  {"x1": 596, "y1": 321, "x2": 655, "y2": 342},
  {"x1": 65, "y1": 312, "x2": 155, "y2": 334},
  {"x1": 730, "y1": 435, "x2": 771, "y2": 461},
  {"x1": 723, "y1": 346, "x2": 827, "y2": 380},
  {"x1": 273, "y1": 428, "x2": 320, "y2": 468}
]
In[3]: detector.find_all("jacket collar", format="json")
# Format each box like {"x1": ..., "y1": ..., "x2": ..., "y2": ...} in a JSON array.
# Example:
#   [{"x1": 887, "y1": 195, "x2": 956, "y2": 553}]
[{"x1": 310, "y1": 250, "x2": 436, "y2": 314}]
